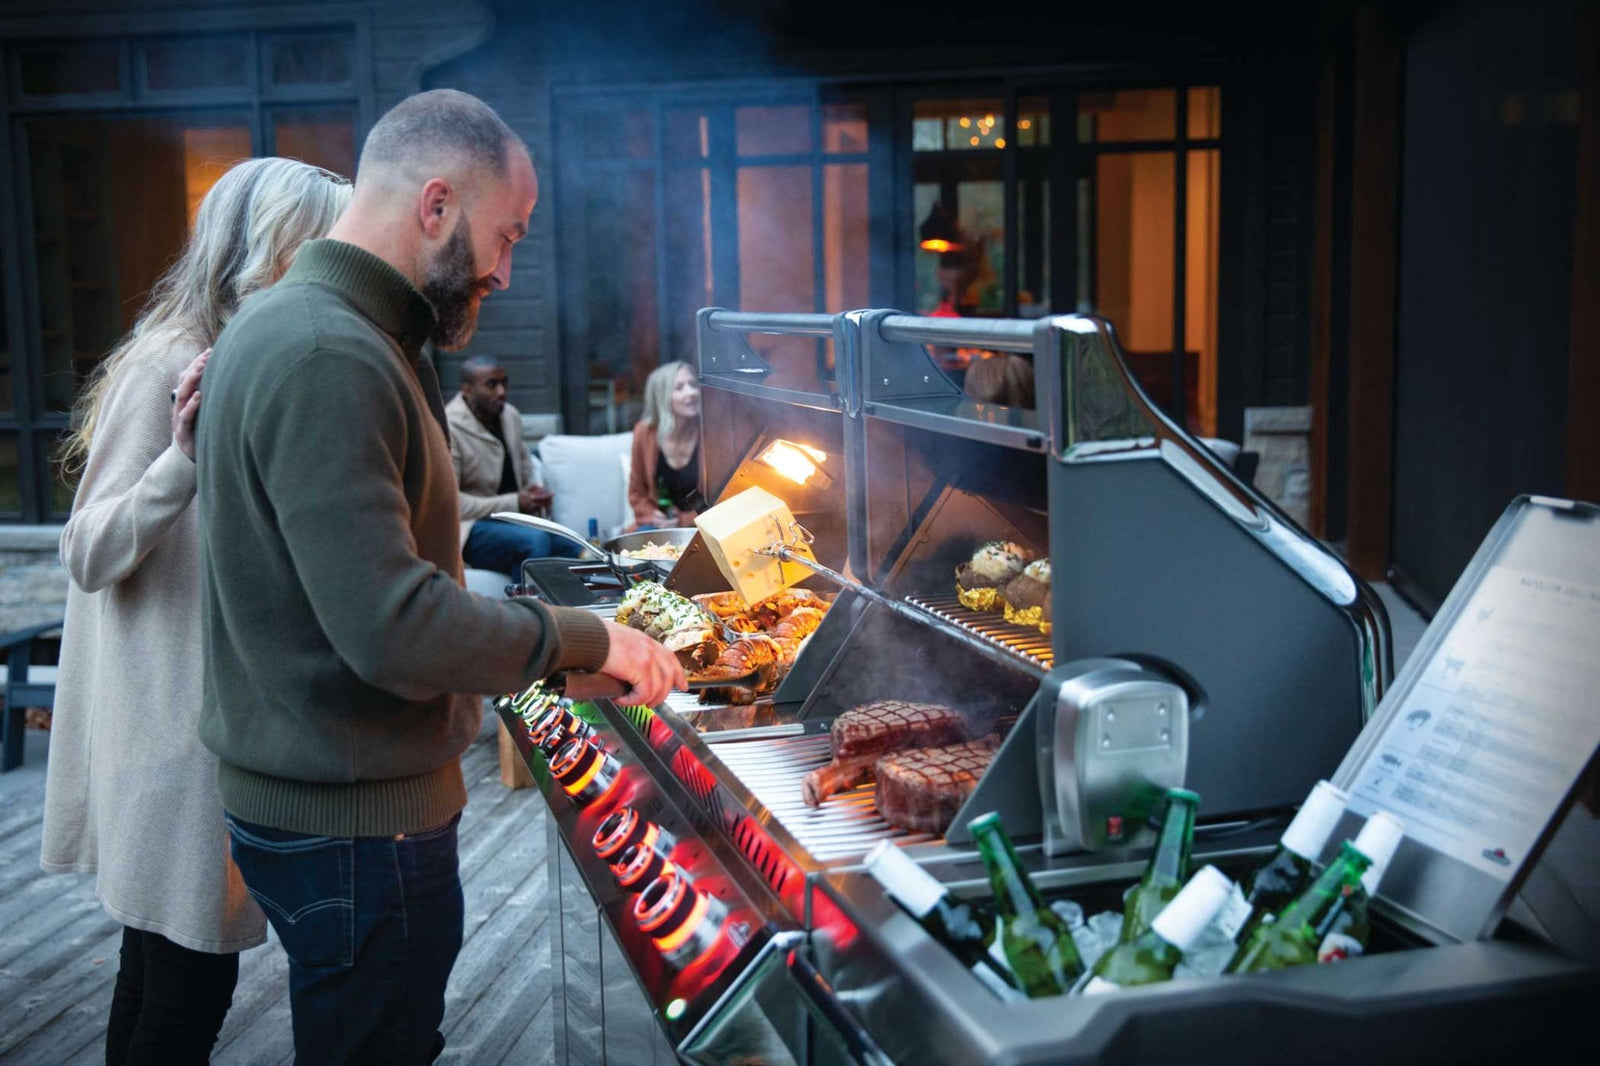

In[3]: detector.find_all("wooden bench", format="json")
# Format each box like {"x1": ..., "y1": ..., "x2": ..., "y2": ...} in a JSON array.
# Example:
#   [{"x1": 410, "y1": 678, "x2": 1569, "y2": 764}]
[{"x1": 1, "y1": 620, "x2": 63, "y2": 772}]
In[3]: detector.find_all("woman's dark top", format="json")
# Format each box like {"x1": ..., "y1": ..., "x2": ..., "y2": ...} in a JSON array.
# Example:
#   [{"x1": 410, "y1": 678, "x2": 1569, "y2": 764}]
[{"x1": 655, "y1": 442, "x2": 701, "y2": 513}]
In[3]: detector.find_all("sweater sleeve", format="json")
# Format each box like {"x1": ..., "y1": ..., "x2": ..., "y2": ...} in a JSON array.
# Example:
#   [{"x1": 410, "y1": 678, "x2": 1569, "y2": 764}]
[
  {"x1": 628, "y1": 422, "x2": 662, "y2": 526},
  {"x1": 60, "y1": 346, "x2": 200, "y2": 594},
  {"x1": 253, "y1": 350, "x2": 608, "y2": 697}
]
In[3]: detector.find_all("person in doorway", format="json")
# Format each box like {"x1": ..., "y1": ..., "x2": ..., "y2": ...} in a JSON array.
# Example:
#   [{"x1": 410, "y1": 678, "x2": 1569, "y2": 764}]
[
  {"x1": 628, "y1": 360, "x2": 703, "y2": 529},
  {"x1": 194, "y1": 89, "x2": 684, "y2": 1065},
  {"x1": 446, "y1": 354, "x2": 582, "y2": 576},
  {"x1": 41, "y1": 157, "x2": 351, "y2": 1065},
  {"x1": 963, "y1": 351, "x2": 1036, "y2": 409}
]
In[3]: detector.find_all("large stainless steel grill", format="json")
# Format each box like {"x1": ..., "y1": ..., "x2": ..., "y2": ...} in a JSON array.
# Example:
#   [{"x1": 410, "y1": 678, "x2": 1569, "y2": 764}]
[{"x1": 510, "y1": 309, "x2": 1599, "y2": 1066}]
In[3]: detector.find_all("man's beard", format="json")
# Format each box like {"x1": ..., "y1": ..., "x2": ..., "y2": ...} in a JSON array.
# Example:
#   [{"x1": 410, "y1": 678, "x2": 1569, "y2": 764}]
[{"x1": 421, "y1": 219, "x2": 484, "y2": 351}]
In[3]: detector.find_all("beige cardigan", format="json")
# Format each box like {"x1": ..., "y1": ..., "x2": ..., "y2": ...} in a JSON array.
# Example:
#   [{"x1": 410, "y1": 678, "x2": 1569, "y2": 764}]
[
  {"x1": 445, "y1": 392, "x2": 535, "y2": 544},
  {"x1": 40, "y1": 328, "x2": 266, "y2": 953}
]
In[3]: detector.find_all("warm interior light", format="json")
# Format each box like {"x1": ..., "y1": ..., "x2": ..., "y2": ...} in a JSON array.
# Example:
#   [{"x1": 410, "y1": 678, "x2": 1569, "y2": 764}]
[
  {"x1": 919, "y1": 238, "x2": 957, "y2": 253},
  {"x1": 759, "y1": 440, "x2": 831, "y2": 487}
]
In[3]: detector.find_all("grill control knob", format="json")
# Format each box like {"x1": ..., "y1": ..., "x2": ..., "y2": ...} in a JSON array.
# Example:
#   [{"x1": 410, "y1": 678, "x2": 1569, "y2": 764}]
[
  {"x1": 593, "y1": 807, "x2": 675, "y2": 864},
  {"x1": 549, "y1": 738, "x2": 620, "y2": 805},
  {"x1": 531, "y1": 705, "x2": 594, "y2": 755},
  {"x1": 632, "y1": 870, "x2": 726, "y2": 967},
  {"x1": 613, "y1": 840, "x2": 672, "y2": 891}
]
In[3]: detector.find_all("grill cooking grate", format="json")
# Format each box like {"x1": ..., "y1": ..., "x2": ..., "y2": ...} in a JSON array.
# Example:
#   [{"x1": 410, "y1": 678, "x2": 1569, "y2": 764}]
[
  {"x1": 706, "y1": 734, "x2": 936, "y2": 862},
  {"x1": 904, "y1": 593, "x2": 1054, "y2": 670}
]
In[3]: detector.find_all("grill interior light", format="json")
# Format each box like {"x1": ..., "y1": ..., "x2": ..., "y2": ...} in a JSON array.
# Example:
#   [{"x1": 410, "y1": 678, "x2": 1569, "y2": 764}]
[{"x1": 759, "y1": 439, "x2": 831, "y2": 488}]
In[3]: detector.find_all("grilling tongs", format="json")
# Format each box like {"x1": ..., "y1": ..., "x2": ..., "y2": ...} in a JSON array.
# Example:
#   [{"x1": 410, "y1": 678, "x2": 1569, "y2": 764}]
[{"x1": 553, "y1": 670, "x2": 761, "y2": 701}]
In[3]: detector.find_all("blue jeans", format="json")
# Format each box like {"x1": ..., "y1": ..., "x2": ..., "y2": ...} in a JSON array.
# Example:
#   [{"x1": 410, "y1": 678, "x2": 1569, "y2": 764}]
[
  {"x1": 462, "y1": 515, "x2": 584, "y2": 576},
  {"x1": 224, "y1": 812, "x2": 464, "y2": 1065}
]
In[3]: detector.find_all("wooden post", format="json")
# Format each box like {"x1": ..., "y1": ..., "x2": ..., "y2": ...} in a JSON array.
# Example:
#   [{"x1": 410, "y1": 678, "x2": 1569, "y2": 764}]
[
  {"x1": 1345, "y1": 3, "x2": 1402, "y2": 582},
  {"x1": 498, "y1": 717, "x2": 534, "y2": 789}
]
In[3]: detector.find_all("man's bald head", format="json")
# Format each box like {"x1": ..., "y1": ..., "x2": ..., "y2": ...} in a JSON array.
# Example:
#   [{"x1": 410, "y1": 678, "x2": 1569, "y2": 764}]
[
  {"x1": 331, "y1": 90, "x2": 537, "y2": 351},
  {"x1": 359, "y1": 89, "x2": 526, "y2": 186}
]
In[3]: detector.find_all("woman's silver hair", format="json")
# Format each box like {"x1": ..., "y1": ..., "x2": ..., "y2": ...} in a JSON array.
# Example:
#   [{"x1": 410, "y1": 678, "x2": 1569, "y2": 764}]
[
  {"x1": 60, "y1": 156, "x2": 351, "y2": 470},
  {"x1": 640, "y1": 360, "x2": 696, "y2": 441}
]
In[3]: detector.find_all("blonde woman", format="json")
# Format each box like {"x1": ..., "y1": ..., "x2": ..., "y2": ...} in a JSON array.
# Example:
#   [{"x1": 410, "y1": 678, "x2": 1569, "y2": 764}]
[
  {"x1": 628, "y1": 360, "x2": 703, "y2": 528},
  {"x1": 42, "y1": 157, "x2": 349, "y2": 1065}
]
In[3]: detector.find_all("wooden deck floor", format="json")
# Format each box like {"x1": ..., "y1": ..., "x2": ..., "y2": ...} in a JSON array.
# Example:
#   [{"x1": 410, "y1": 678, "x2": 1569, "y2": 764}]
[{"x1": 0, "y1": 712, "x2": 554, "y2": 1066}]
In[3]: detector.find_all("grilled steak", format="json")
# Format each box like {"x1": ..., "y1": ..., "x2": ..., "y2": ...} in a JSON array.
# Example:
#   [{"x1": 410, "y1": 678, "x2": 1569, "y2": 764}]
[
  {"x1": 800, "y1": 755, "x2": 877, "y2": 807},
  {"x1": 875, "y1": 739, "x2": 999, "y2": 834},
  {"x1": 830, "y1": 701, "x2": 968, "y2": 761}
]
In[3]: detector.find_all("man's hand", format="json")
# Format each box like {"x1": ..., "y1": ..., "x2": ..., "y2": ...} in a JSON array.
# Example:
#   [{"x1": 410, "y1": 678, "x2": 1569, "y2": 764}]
[
  {"x1": 171, "y1": 348, "x2": 210, "y2": 461},
  {"x1": 518, "y1": 484, "x2": 553, "y2": 516},
  {"x1": 597, "y1": 620, "x2": 686, "y2": 707}
]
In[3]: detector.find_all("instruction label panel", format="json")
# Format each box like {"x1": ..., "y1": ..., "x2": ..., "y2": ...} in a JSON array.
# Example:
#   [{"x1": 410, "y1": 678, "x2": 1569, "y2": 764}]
[{"x1": 1348, "y1": 565, "x2": 1600, "y2": 880}]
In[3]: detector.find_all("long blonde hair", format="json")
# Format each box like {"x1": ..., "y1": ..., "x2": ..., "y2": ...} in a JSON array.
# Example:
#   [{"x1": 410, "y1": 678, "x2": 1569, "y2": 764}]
[
  {"x1": 640, "y1": 360, "x2": 696, "y2": 442},
  {"x1": 58, "y1": 156, "x2": 351, "y2": 472}
]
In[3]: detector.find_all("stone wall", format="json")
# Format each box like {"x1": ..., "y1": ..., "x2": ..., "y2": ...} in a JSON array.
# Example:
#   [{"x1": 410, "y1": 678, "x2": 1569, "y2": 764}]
[
  {"x1": 0, "y1": 528, "x2": 67, "y2": 635},
  {"x1": 1243, "y1": 405, "x2": 1313, "y2": 529}
]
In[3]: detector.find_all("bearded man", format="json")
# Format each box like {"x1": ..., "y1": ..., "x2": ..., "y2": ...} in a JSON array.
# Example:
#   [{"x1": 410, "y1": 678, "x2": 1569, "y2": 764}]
[{"x1": 194, "y1": 89, "x2": 683, "y2": 1063}]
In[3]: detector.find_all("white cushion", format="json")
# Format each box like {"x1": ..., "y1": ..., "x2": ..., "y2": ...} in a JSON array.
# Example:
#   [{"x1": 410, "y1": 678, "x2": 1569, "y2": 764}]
[
  {"x1": 463, "y1": 567, "x2": 513, "y2": 597},
  {"x1": 1198, "y1": 437, "x2": 1241, "y2": 468},
  {"x1": 618, "y1": 452, "x2": 633, "y2": 533},
  {"x1": 539, "y1": 431, "x2": 634, "y2": 536}
]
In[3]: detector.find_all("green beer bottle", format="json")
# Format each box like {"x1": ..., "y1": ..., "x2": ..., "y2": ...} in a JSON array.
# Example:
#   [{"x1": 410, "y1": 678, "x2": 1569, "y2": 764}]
[
  {"x1": 1219, "y1": 780, "x2": 1348, "y2": 946},
  {"x1": 1117, "y1": 788, "x2": 1200, "y2": 944},
  {"x1": 969, "y1": 812, "x2": 1084, "y2": 997},
  {"x1": 863, "y1": 840, "x2": 1021, "y2": 998},
  {"x1": 1079, "y1": 865, "x2": 1235, "y2": 994},
  {"x1": 1316, "y1": 811, "x2": 1404, "y2": 962},
  {"x1": 1224, "y1": 841, "x2": 1372, "y2": 973}
]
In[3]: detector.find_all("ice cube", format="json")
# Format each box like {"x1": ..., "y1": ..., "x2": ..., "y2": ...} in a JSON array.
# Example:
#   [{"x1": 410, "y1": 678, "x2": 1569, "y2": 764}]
[
  {"x1": 1176, "y1": 940, "x2": 1237, "y2": 979},
  {"x1": 1049, "y1": 899, "x2": 1085, "y2": 929},
  {"x1": 1071, "y1": 909, "x2": 1124, "y2": 969},
  {"x1": 1187, "y1": 914, "x2": 1238, "y2": 952}
]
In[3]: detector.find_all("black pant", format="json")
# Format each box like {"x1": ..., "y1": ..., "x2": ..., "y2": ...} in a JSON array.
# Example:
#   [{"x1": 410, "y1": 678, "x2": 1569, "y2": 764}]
[{"x1": 106, "y1": 926, "x2": 239, "y2": 1066}]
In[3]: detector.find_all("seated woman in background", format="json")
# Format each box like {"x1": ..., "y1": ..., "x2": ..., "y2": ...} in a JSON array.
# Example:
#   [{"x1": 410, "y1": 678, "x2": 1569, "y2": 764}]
[
  {"x1": 963, "y1": 350, "x2": 1036, "y2": 409},
  {"x1": 629, "y1": 360, "x2": 703, "y2": 528}
]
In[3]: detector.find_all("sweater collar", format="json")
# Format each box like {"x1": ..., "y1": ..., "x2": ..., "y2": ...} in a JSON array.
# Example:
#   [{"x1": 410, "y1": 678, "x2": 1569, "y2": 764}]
[{"x1": 284, "y1": 239, "x2": 437, "y2": 361}]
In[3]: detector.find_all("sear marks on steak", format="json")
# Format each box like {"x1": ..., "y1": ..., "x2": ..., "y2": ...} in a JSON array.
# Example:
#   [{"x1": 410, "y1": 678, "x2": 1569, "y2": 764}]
[
  {"x1": 830, "y1": 701, "x2": 968, "y2": 761},
  {"x1": 875, "y1": 739, "x2": 999, "y2": 835}
]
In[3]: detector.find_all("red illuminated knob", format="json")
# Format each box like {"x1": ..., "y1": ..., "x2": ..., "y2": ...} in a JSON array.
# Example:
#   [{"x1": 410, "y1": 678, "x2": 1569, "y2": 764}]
[
  {"x1": 593, "y1": 807, "x2": 646, "y2": 860},
  {"x1": 550, "y1": 738, "x2": 619, "y2": 805},
  {"x1": 531, "y1": 705, "x2": 593, "y2": 754},
  {"x1": 632, "y1": 870, "x2": 724, "y2": 967},
  {"x1": 614, "y1": 841, "x2": 671, "y2": 890}
]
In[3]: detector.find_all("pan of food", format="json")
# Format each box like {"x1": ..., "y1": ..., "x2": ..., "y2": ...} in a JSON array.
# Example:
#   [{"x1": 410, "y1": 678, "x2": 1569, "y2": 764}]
[{"x1": 488, "y1": 513, "x2": 695, "y2": 581}]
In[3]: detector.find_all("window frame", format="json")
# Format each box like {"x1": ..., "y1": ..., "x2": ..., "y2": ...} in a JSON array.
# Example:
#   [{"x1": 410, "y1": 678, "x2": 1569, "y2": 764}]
[{"x1": 0, "y1": 22, "x2": 366, "y2": 522}]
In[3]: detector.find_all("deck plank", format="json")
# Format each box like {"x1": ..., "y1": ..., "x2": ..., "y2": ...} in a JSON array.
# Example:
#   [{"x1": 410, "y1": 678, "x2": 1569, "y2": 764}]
[{"x1": 3, "y1": 710, "x2": 557, "y2": 1066}]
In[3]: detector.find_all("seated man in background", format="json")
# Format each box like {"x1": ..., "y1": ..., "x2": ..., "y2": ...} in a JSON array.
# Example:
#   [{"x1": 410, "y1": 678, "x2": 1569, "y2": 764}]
[{"x1": 447, "y1": 355, "x2": 582, "y2": 576}]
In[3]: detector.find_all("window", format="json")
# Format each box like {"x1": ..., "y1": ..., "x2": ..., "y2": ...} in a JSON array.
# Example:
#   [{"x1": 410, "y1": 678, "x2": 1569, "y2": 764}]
[
  {"x1": 0, "y1": 27, "x2": 359, "y2": 521},
  {"x1": 14, "y1": 40, "x2": 121, "y2": 98},
  {"x1": 1081, "y1": 86, "x2": 1222, "y2": 433},
  {"x1": 26, "y1": 114, "x2": 254, "y2": 414},
  {"x1": 142, "y1": 35, "x2": 252, "y2": 93},
  {"x1": 558, "y1": 91, "x2": 875, "y2": 432},
  {"x1": 271, "y1": 106, "x2": 358, "y2": 178},
  {"x1": 266, "y1": 33, "x2": 354, "y2": 89}
]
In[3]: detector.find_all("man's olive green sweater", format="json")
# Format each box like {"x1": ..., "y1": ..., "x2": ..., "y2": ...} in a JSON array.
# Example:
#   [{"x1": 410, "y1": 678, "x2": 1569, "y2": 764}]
[{"x1": 196, "y1": 239, "x2": 609, "y2": 836}]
